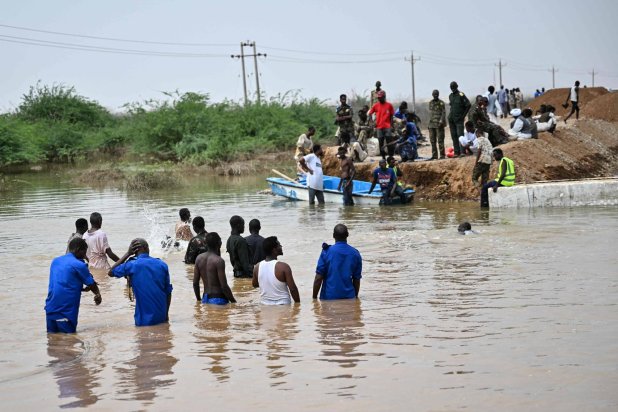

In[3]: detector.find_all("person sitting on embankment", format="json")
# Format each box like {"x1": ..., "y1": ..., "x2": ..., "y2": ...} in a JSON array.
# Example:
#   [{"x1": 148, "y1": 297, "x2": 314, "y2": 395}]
[{"x1": 480, "y1": 148, "x2": 515, "y2": 208}]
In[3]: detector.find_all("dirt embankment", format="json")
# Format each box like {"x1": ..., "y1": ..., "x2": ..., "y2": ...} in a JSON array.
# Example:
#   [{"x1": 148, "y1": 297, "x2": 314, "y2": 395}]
[
  {"x1": 526, "y1": 87, "x2": 608, "y2": 117},
  {"x1": 322, "y1": 89, "x2": 618, "y2": 201}
]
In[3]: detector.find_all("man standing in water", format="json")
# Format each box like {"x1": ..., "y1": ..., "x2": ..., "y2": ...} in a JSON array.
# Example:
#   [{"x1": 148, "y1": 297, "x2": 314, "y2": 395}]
[
  {"x1": 184, "y1": 216, "x2": 208, "y2": 264},
  {"x1": 65, "y1": 218, "x2": 88, "y2": 254},
  {"x1": 252, "y1": 236, "x2": 300, "y2": 305},
  {"x1": 368, "y1": 159, "x2": 397, "y2": 205},
  {"x1": 109, "y1": 238, "x2": 173, "y2": 326},
  {"x1": 313, "y1": 224, "x2": 362, "y2": 300},
  {"x1": 226, "y1": 215, "x2": 253, "y2": 278},
  {"x1": 245, "y1": 218, "x2": 266, "y2": 265},
  {"x1": 45, "y1": 238, "x2": 102, "y2": 333},
  {"x1": 194, "y1": 232, "x2": 237, "y2": 305},
  {"x1": 82, "y1": 212, "x2": 119, "y2": 270},
  {"x1": 337, "y1": 146, "x2": 355, "y2": 206},
  {"x1": 299, "y1": 144, "x2": 325, "y2": 205}
]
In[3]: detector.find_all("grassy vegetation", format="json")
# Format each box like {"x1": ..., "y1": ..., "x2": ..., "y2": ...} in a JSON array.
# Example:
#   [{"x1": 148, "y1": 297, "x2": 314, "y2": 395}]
[{"x1": 0, "y1": 84, "x2": 336, "y2": 168}]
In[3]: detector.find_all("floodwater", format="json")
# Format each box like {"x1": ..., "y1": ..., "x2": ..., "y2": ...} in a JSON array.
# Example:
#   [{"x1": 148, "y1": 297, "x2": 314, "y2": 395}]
[{"x1": 0, "y1": 168, "x2": 616, "y2": 411}]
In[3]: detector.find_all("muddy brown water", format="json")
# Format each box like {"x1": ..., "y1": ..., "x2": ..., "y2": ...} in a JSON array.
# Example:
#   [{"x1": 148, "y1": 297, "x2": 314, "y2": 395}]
[{"x1": 0, "y1": 170, "x2": 616, "y2": 411}]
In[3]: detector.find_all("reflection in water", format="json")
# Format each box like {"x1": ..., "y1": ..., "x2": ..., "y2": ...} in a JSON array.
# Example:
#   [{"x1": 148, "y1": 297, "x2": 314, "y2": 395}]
[
  {"x1": 47, "y1": 334, "x2": 102, "y2": 408},
  {"x1": 314, "y1": 299, "x2": 366, "y2": 397},
  {"x1": 114, "y1": 324, "x2": 177, "y2": 404},
  {"x1": 255, "y1": 305, "x2": 300, "y2": 388},
  {"x1": 193, "y1": 304, "x2": 232, "y2": 381}
]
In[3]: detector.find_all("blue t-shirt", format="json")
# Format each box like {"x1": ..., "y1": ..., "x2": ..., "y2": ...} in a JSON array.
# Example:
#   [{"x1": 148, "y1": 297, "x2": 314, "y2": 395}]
[
  {"x1": 44, "y1": 253, "x2": 95, "y2": 325},
  {"x1": 373, "y1": 167, "x2": 396, "y2": 191},
  {"x1": 316, "y1": 241, "x2": 362, "y2": 300},
  {"x1": 405, "y1": 122, "x2": 420, "y2": 140},
  {"x1": 112, "y1": 253, "x2": 173, "y2": 327}
]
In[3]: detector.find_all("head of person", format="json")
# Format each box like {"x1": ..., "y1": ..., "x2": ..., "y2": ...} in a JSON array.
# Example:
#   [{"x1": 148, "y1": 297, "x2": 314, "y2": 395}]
[
  {"x1": 262, "y1": 236, "x2": 282, "y2": 258},
  {"x1": 510, "y1": 108, "x2": 522, "y2": 118},
  {"x1": 488, "y1": 85, "x2": 495, "y2": 94},
  {"x1": 337, "y1": 146, "x2": 347, "y2": 159},
  {"x1": 493, "y1": 148, "x2": 504, "y2": 161},
  {"x1": 475, "y1": 128, "x2": 484, "y2": 138},
  {"x1": 205, "y1": 232, "x2": 222, "y2": 252},
  {"x1": 500, "y1": 85, "x2": 504, "y2": 90},
  {"x1": 89, "y1": 212, "x2": 102, "y2": 229},
  {"x1": 432, "y1": 89, "x2": 439, "y2": 100},
  {"x1": 542, "y1": 87, "x2": 545, "y2": 92},
  {"x1": 339, "y1": 94, "x2": 347, "y2": 105},
  {"x1": 405, "y1": 112, "x2": 416, "y2": 123},
  {"x1": 377, "y1": 90, "x2": 386, "y2": 103},
  {"x1": 475, "y1": 95, "x2": 483, "y2": 104},
  {"x1": 536, "y1": 89, "x2": 540, "y2": 93},
  {"x1": 547, "y1": 105, "x2": 556, "y2": 113},
  {"x1": 479, "y1": 97, "x2": 488, "y2": 108},
  {"x1": 68, "y1": 238, "x2": 88, "y2": 260},
  {"x1": 248, "y1": 218, "x2": 261, "y2": 234},
  {"x1": 358, "y1": 109, "x2": 367, "y2": 121},
  {"x1": 465, "y1": 120, "x2": 475, "y2": 133},
  {"x1": 375, "y1": 80, "x2": 382, "y2": 90},
  {"x1": 379, "y1": 159, "x2": 387, "y2": 170},
  {"x1": 399, "y1": 101, "x2": 408, "y2": 112},
  {"x1": 307, "y1": 126, "x2": 316, "y2": 137},
  {"x1": 449, "y1": 81, "x2": 458, "y2": 92},
  {"x1": 313, "y1": 144, "x2": 324, "y2": 157},
  {"x1": 575, "y1": 80, "x2": 580, "y2": 87},
  {"x1": 522, "y1": 108, "x2": 533, "y2": 118},
  {"x1": 75, "y1": 218, "x2": 88, "y2": 235},
  {"x1": 333, "y1": 223, "x2": 349, "y2": 242},
  {"x1": 130, "y1": 238, "x2": 149, "y2": 256},
  {"x1": 179, "y1": 208, "x2": 191, "y2": 222},
  {"x1": 458, "y1": 222, "x2": 472, "y2": 233},
  {"x1": 229, "y1": 215, "x2": 245, "y2": 234},
  {"x1": 192, "y1": 216, "x2": 205, "y2": 234},
  {"x1": 386, "y1": 156, "x2": 396, "y2": 168},
  {"x1": 539, "y1": 104, "x2": 547, "y2": 113}
]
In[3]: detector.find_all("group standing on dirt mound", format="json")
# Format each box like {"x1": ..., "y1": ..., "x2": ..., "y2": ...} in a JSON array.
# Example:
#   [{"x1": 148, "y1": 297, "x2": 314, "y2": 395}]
[{"x1": 293, "y1": 79, "x2": 583, "y2": 206}]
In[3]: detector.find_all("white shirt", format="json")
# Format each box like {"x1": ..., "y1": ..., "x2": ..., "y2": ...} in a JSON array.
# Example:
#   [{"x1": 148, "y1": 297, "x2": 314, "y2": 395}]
[
  {"x1": 511, "y1": 117, "x2": 524, "y2": 133},
  {"x1": 303, "y1": 153, "x2": 323, "y2": 190},
  {"x1": 258, "y1": 260, "x2": 291, "y2": 305},
  {"x1": 82, "y1": 229, "x2": 111, "y2": 270},
  {"x1": 461, "y1": 131, "x2": 478, "y2": 149},
  {"x1": 570, "y1": 86, "x2": 578, "y2": 102}
]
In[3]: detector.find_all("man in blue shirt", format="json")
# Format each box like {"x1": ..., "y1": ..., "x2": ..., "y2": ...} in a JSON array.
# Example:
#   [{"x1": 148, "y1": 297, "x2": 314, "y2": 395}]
[
  {"x1": 368, "y1": 159, "x2": 398, "y2": 205},
  {"x1": 312, "y1": 224, "x2": 362, "y2": 300},
  {"x1": 109, "y1": 238, "x2": 173, "y2": 327},
  {"x1": 45, "y1": 238, "x2": 102, "y2": 333}
]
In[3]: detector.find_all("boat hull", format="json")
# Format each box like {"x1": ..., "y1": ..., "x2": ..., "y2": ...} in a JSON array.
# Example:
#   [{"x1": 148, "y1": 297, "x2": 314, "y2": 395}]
[{"x1": 267, "y1": 175, "x2": 414, "y2": 205}]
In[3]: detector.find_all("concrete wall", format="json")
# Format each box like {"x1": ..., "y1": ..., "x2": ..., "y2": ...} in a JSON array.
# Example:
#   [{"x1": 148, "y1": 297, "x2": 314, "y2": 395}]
[{"x1": 489, "y1": 179, "x2": 618, "y2": 208}]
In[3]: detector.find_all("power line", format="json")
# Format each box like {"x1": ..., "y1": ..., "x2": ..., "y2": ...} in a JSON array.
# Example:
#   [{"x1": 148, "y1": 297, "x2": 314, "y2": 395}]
[{"x1": 0, "y1": 23, "x2": 234, "y2": 47}]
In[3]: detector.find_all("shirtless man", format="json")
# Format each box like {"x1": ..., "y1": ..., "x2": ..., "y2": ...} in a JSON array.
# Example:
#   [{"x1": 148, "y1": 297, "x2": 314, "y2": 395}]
[
  {"x1": 336, "y1": 146, "x2": 355, "y2": 206},
  {"x1": 193, "y1": 232, "x2": 236, "y2": 305}
]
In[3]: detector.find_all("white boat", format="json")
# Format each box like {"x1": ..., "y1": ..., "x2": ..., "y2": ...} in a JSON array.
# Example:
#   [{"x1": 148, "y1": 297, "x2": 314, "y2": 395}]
[{"x1": 266, "y1": 175, "x2": 414, "y2": 205}]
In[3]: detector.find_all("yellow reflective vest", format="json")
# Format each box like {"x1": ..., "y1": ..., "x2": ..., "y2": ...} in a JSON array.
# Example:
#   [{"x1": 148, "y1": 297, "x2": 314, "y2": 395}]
[{"x1": 495, "y1": 157, "x2": 515, "y2": 186}]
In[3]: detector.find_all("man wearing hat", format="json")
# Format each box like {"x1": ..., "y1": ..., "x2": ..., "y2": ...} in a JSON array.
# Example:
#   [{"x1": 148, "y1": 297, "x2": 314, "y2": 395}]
[
  {"x1": 367, "y1": 90, "x2": 395, "y2": 159},
  {"x1": 507, "y1": 108, "x2": 533, "y2": 140},
  {"x1": 448, "y1": 81, "x2": 471, "y2": 157}
]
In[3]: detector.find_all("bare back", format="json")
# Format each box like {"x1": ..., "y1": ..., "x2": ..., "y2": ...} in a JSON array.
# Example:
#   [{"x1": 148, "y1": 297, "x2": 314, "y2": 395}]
[{"x1": 194, "y1": 250, "x2": 236, "y2": 302}]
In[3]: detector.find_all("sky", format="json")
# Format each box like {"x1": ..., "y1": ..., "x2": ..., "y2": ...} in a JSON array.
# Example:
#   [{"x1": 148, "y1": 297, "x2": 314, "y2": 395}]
[{"x1": 1, "y1": 0, "x2": 617, "y2": 112}]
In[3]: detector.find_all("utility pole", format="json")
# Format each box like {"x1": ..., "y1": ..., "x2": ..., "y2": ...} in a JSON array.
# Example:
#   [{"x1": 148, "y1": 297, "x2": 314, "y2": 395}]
[
  {"x1": 589, "y1": 68, "x2": 597, "y2": 87},
  {"x1": 230, "y1": 42, "x2": 248, "y2": 105},
  {"x1": 549, "y1": 65, "x2": 558, "y2": 89},
  {"x1": 243, "y1": 41, "x2": 267, "y2": 104},
  {"x1": 404, "y1": 51, "x2": 420, "y2": 112},
  {"x1": 495, "y1": 59, "x2": 506, "y2": 86}
]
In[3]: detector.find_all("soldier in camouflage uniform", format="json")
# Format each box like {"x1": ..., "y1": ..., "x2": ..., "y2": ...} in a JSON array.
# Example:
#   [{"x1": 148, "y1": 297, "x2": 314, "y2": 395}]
[
  {"x1": 448, "y1": 81, "x2": 471, "y2": 156},
  {"x1": 336, "y1": 94, "x2": 355, "y2": 145},
  {"x1": 469, "y1": 97, "x2": 509, "y2": 147},
  {"x1": 427, "y1": 89, "x2": 447, "y2": 159},
  {"x1": 355, "y1": 106, "x2": 374, "y2": 149},
  {"x1": 370, "y1": 81, "x2": 383, "y2": 107}
]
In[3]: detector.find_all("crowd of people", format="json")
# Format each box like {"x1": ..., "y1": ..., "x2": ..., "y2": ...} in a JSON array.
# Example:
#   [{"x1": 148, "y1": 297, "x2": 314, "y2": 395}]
[
  {"x1": 45, "y1": 211, "x2": 363, "y2": 333},
  {"x1": 292, "y1": 80, "x2": 583, "y2": 207}
]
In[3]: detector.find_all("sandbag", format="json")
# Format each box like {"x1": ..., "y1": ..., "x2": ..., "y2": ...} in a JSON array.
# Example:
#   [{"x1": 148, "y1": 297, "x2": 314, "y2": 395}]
[{"x1": 367, "y1": 137, "x2": 380, "y2": 156}]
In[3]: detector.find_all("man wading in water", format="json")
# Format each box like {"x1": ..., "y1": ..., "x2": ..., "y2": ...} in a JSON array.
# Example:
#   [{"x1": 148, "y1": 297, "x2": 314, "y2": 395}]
[
  {"x1": 194, "y1": 232, "x2": 237, "y2": 305},
  {"x1": 337, "y1": 146, "x2": 355, "y2": 206}
]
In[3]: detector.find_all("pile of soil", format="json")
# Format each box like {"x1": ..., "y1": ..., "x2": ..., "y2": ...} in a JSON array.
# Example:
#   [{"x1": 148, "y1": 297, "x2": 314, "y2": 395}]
[
  {"x1": 525, "y1": 87, "x2": 608, "y2": 117},
  {"x1": 322, "y1": 118, "x2": 618, "y2": 201},
  {"x1": 581, "y1": 92, "x2": 618, "y2": 122}
]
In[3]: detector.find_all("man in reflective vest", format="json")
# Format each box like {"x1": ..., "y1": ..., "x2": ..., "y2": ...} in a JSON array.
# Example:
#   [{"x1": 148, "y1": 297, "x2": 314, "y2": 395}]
[{"x1": 481, "y1": 148, "x2": 515, "y2": 207}]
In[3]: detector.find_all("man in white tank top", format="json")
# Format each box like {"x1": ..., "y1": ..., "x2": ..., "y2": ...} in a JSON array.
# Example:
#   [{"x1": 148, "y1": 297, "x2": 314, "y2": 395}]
[{"x1": 252, "y1": 237, "x2": 300, "y2": 305}]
